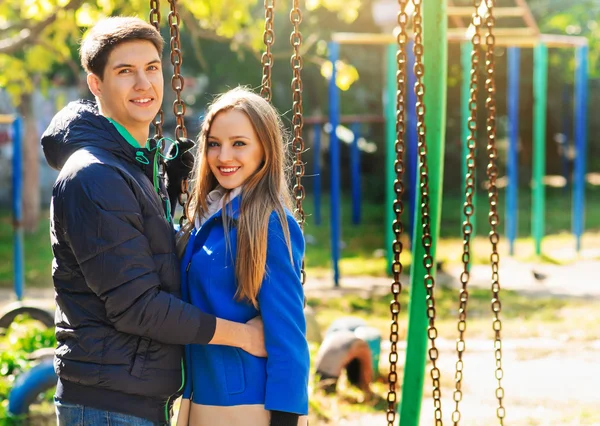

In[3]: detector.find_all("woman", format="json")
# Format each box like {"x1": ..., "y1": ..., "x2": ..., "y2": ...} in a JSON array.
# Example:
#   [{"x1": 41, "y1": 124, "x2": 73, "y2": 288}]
[{"x1": 176, "y1": 87, "x2": 309, "y2": 426}]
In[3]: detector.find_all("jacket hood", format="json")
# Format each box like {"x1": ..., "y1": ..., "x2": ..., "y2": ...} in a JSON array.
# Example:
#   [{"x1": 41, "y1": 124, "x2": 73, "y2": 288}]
[{"x1": 41, "y1": 100, "x2": 137, "y2": 171}]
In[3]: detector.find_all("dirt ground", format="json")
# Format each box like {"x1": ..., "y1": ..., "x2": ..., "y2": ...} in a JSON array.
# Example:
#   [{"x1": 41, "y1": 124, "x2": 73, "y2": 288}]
[
  {"x1": 1, "y1": 253, "x2": 599, "y2": 426},
  {"x1": 304, "y1": 253, "x2": 600, "y2": 426}
]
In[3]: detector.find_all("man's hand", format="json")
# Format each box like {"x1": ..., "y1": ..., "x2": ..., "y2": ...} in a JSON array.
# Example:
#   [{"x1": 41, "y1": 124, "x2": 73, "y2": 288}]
[
  {"x1": 243, "y1": 316, "x2": 267, "y2": 357},
  {"x1": 164, "y1": 138, "x2": 195, "y2": 217}
]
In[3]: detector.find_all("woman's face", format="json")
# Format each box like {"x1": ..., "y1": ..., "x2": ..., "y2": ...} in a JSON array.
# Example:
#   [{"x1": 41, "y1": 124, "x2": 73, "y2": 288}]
[{"x1": 206, "y1": 109, "x2": 265, "y2": 190}]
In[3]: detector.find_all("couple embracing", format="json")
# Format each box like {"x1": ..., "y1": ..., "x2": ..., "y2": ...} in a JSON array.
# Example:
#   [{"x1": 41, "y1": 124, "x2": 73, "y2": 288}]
[{"x1": 42, "y1": 16, "x2": 309, "y2": 426}]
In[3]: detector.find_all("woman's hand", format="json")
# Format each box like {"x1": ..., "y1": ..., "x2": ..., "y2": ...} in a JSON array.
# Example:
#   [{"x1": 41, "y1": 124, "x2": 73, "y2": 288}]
[{"x1": 243, "y1": 316, "x2": 267, "y2": 357}]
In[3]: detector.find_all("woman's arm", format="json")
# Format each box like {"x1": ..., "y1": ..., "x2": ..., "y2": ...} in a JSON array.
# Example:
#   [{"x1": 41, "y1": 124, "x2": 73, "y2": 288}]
[{"x1": 258, "y1": 212, "x2": 310, "y2": 418}]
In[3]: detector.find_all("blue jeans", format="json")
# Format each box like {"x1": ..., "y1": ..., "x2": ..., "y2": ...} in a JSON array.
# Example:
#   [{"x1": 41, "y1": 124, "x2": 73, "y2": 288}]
[{"x1": 55, "y1": 400, "x2": 161, "y2": 426}]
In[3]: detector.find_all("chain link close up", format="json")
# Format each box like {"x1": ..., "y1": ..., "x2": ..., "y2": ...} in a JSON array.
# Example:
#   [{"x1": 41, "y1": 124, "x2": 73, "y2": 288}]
[
  {"x1": 483, "y1": 1, "x2": 506, "y2": 423},
  {"x1": 386, "y1": 1, "x2": 409, "y2": 424},
  {"x1": 289, "y1": 0, "x2": 306, "y2": 287},
  {"x1": 261, "y1": 0, "x2": 275, "y2": 101}
]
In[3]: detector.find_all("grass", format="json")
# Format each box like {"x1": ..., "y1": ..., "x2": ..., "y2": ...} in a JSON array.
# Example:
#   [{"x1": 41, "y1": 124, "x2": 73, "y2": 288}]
[
  {"x1": 305, "y1": 289, "x2": 600, "y2": 424},
  {"x1": 306, "y1": 287, "x2": 577, "y2": 342},
  {"x1": 303, "y1": 185, "x2": 600, "y2": 276},
  {"x1": 1, "y1": 185, "x2": 599, "y2": 288}
]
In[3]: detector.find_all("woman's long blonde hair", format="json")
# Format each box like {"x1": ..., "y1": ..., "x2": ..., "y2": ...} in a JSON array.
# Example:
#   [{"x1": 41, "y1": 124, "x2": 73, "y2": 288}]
[{"x1": 183, "y1": 87, "x2": 294, "y2": 308}]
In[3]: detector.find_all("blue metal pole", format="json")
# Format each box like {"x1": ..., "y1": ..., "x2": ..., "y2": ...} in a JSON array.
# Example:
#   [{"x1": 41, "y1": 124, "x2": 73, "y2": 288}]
[
  {"x1": 506, "y1": 47, "x2": 520, "y2": 256},
  {"x1": 561, "y1": 86, "x2": 571, "y2": 192},
  {"x1": 313, "y1": 124, "x2": 322, "y2": 226},
  {"x1": 573, "y1": 44, "x2": 588, "y2": 253},
  {"x1": 350, "y1": 122, "x2": 361, "y2": 225},
  {"x1": 328, "y1": 42, "x2": 341, "y2": 287},
  {"x1": 407, "y1": 40, "x2": 418, "y2": 243},
  {"x1": 12, "y1": 116, "x2": 24, "y2": 301}
]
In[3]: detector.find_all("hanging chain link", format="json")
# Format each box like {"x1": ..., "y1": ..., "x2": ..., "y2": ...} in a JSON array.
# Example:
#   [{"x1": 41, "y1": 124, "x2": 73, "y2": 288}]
[
  {"x1": 261, "y1": 0, "x2": 275, "y2": 101},
  {"x1": 165, "y1": 0, "x2": 191, "y2": 225},
  {"x1": 290, "y1": 0, "x2": 306, "y2": 287},
  {"x1": 451, "y1": 2, "x2": 482, "y2": 425},
  {"x1": 167, "y1": 0, "x2": 187, "y2": 143},
  {"x1": 149, "y1": 0, "x2": 164, "y2": 139},
  {"x1": 412, "y1": 1, "x2": 443, "y2": 424},
  {"x1": 483, "y1": 1, "x2": 506, "y2": 423},
  {"x1": 386, "y1": 1, "x2": 409, "y2": 425}
]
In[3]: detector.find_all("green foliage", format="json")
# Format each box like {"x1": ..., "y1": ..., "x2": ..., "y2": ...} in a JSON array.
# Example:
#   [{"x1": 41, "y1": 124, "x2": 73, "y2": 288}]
[
  {"x1": 0, "y1": 0, "x2": 364, "y2": 106},
  {"x1": 0, "y1": 315, "x2": 56, "y2": 425}
]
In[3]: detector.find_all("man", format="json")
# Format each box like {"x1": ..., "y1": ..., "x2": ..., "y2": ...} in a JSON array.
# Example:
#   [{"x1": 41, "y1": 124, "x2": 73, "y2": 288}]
[{"x1": 41, "y1": 17, "x2": 265, "y2": 426}]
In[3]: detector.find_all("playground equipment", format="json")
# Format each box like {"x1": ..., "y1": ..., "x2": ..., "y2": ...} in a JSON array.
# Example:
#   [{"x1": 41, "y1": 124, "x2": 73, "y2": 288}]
[
  {"x1": 305, "y1": 114, "x2": 384, "y2": 228},
  {"x1": 0, "y1": 114, "x2": 54, "y2": 335},
  {"x1": 7, "y1": 359, "x2": 56, "y2": 417},
  {"x1": 322, "y1": 1, "x2": 590, "y2": 284},
  {"x1": 368, "y1": 1, "x2": 587, "y2": 425}
]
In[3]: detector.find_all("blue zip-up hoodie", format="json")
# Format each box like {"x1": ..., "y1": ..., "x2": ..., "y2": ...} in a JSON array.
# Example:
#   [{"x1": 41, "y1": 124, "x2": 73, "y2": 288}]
[{"x1": 180, "y1": 195, "x2": 309, "y2": 416}]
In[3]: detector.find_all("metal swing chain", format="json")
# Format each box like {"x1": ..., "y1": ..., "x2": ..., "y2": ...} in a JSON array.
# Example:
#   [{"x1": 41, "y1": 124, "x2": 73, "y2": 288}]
[
  {"x1": 451, "y1": 2, "x2": 482, "y2": 425},
  {"x1": 413, "y1": 1, "x2": 443, "y2": 423},
  {"x1": 482, "y1": 1, "x2": 506, "y2": 423},
  {"x1": 261, "y1": 0, "x2": 275, "y2": 101},
  {"x1": 290, "y1": 0, "x2": 307, "y2": 287},
  {"x1": 167, "y1": 0, "x2": 187, "y2": 143},
  {"x1": 149, "y1": 0, "x2": 164, "y2": 139},
  {"x1": 386, "y1": 1, "x2": 409, "y2": 425},
  {"x1": 165, "y1": 0, "x2": 191, "y2": 225}
]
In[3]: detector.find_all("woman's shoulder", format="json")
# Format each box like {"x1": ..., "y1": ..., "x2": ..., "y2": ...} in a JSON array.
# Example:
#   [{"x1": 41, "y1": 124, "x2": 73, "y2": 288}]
[{"x1": 267, "y1": 208, "x2": 302, "y2": 235}]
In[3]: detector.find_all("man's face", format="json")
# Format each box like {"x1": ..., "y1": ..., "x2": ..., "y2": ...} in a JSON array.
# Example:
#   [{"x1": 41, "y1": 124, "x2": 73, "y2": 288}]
[{"x1": 88, "y1": 40, "x2": 163, "y2": 132}]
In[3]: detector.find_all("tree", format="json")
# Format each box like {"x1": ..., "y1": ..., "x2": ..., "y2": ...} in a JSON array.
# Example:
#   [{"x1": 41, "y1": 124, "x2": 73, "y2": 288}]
[{"x1": 0, "y1": 0, "x2": 361, "y2": 231}]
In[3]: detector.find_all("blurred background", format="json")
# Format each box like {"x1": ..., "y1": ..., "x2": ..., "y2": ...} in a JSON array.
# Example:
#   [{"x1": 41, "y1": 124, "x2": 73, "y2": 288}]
[{"x1": 1, "y1": 0, "x2": 599, "y2": 425}]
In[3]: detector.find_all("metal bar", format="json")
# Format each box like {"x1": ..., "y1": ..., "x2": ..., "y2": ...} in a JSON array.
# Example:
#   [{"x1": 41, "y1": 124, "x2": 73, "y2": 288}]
[
  {"x1": 313, "y1": 124, "x2": 322, "y2": 226},
  {"x1": 532, "y1": 43, "x2": 548, "y2": 256},
  {"x1": 303, "y1": 114, "x2": 385, "y2": 125},
  {"x1": 507, "y1": 47, "x2": 521, "y2": 256},
  {"x1": 539, "y1": 34, "x2": 589, "y2": 47},
  {"x1": 12, "y1": 116, "x2": 24, "y2": 301},
  {"x1": 328, "y1": 41, "x2": 341, "y2": 287},
  {"x1": 514, "y1": 0, "x2": 540, "y2": 33},
  {"x1": 0, "y1": 114, "x2": 15, "y2": 124},
  {"x1": 573, "y1": 44, "x2": 588, "y2": 252},
  {"x1": 385, "y1": 43, "x2": 397, "y2": 273},
  {"x1": 399, "y1": 0, "x2": 448, "y2": 424},
  {"x1": 561, "y1": 86, "x2": 571, "y2": 192},
  {"x1": 332, "y1": 32, "x2": 586, "y2": 48},
  {"x1": 448, "y1": 6, "x2": 524, "y2": 17},
  {"x1": 447, "y1": 0, "x2": 466, "y2": 28},
  {"x1": 350, "y1": 122, "x2": 361, "y2": 225}
]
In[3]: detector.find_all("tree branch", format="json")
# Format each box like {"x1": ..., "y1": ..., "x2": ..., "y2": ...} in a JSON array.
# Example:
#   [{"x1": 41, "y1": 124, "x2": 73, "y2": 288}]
[
  {"x1": 179, "y1": 6, "x2": 261, "y2": 62},
  {"x1": 0, "y1": 0, "x2": 86, "y2": 55}
]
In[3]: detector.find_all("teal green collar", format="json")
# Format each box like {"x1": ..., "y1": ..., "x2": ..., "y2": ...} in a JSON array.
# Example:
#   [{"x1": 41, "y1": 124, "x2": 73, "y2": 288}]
[{"x1": 106, "y1": 118, "x2": 144, "y2": 149}]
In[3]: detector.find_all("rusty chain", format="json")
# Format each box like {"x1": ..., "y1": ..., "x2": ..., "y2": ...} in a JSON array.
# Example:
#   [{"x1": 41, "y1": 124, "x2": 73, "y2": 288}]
[
  {"x1": 483, "y1": 1, "x2": 506, "y2": 423},
  {"x1": 165, "y1": 0, "x2": 191, "y2": 225},
  {"x1": 386, "y1": 1, "x2": 409, "y2": 425},
  {"x1": 167, "y1": 0, "x2": 187, "y2": 143},
  {"x1": 451, "y1": 2, "x2": 482, "y2": 425},
  {"x1": 289, "y1": 0, "x2": 306, "y2": 288},
  {"x1": 412, "y1": 0, "x2": 443, "y2": 424},
  {"x1": 149, "y1": 0, "x2": 164, "y2": 139},
  {"x1": 261, "y1": 0, "x2": 275, "y2": 101}
]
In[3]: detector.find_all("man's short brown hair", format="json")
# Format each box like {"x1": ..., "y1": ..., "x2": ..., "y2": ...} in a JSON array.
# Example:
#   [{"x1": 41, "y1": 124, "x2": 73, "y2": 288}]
[{"x1": 80, "y1": 17, "x2": 164, "y2": 79}]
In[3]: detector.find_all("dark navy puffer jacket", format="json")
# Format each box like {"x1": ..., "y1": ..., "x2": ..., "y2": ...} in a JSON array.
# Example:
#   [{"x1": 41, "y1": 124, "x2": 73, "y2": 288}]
[{"x1": 41, "y1": 100, "x2": 216, "y2": 424}]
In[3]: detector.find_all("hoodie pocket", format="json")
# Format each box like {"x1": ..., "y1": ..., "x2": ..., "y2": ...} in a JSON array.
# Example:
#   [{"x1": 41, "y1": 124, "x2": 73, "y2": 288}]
[
  {"x1": 130, "y1": 337, "x2": 151, "y2": 378},
  {"x1": 221, "y1": 347, "x2": 245, "y2": 395}
]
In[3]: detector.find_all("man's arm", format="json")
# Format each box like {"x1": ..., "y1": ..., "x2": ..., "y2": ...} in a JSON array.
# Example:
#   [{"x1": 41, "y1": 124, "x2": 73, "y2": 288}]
[{"x1": 57, "y1": 163, "x2": 264, "y2": 353}]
